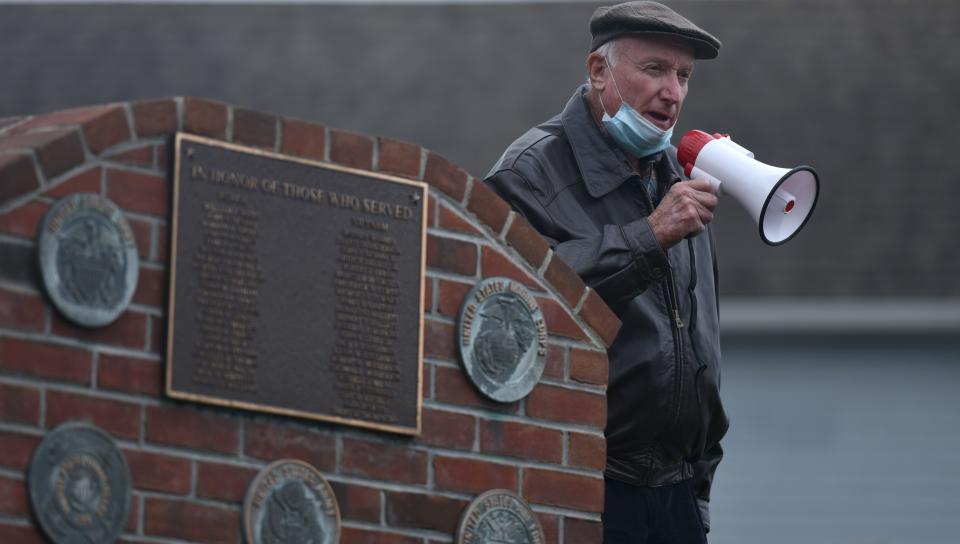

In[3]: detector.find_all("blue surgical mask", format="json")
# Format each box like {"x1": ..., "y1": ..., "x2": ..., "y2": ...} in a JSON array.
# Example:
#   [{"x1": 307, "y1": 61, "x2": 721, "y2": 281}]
[{"x1": 600, "y1": 61, "x2": 674, "y2": 158}]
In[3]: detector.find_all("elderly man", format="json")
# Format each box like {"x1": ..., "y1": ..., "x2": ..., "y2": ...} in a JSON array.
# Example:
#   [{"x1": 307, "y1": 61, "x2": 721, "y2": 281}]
[{"x1": 485, "y1": 2, "x2": 728, "y2": 542}]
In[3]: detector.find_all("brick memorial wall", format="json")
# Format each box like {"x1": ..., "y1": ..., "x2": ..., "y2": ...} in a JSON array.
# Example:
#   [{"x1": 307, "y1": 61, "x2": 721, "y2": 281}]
[{"x1": 0, "y1": 98, "x2": 620, "y2": 543}]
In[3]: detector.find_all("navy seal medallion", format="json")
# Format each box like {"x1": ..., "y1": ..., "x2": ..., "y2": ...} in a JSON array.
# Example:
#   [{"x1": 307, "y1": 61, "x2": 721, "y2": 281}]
[
  {"x1": 456, "y1": 489, "x2": 545, "y2": 544},
  {"x1": 457, "y1": 277, "x2": 547, "y2": 402},
  {"x1": 28, "y1": 422, "x2": 131, "y2": 544},
  {"x1": 38, "y1": 193, "x2": 139, "y2": 327},
  {"x1": 244, "y1": 459, "x2": 341, "y2": 544}
]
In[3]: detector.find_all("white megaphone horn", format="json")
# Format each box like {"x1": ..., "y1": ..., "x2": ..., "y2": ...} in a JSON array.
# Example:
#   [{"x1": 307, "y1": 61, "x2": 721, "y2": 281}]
[{"x1": 677, "y1": 130, "x2": 820, "y2": 246}]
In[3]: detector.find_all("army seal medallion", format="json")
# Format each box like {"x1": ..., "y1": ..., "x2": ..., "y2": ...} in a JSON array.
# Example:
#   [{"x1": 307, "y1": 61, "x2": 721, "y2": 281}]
[
  {"x1": 457, "y1": 277, "x2": 547, "y2": 402},
  {"x1": 38, "y1": 193, "x2": 139, "y2": 327},
  {"x1": 456, "y1": 489, "x2": 545, "y2": 544},
  {"x1": 28, "y1": 422, "x2": 131, "y2": 544},
  {"x1": 244, "y1": 459, "x2": 341, "y2": 544}
]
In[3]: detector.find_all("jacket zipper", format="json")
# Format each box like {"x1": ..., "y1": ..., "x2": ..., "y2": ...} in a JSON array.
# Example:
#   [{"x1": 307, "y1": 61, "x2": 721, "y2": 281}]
[{"x1": 664, "y1": 267, "x2": 685, "y2": 428}]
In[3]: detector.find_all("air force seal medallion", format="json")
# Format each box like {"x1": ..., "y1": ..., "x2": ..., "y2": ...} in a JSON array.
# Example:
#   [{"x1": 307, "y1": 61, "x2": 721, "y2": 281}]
[
  {"x1": 244, "y1": 460, "x2": 341, "y2": 544},
  {"x1": 28, "y1": 422, "x2": 132, "y2": 544},
  {"x1": 38, "y1": 193, "x2": 139, "y2": 327},
  {"x1": 456, "y1": 489, "x2": 545, "y2": 544},
  {"x1": 457, "y1": 277, "x2": 547, "y2": 403}
]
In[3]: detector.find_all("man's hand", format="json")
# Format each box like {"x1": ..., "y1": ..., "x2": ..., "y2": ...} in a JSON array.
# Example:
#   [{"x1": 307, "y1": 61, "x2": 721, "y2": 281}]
[{"x1": 647, "y1": 179, "x2": 719, "y2": 249}]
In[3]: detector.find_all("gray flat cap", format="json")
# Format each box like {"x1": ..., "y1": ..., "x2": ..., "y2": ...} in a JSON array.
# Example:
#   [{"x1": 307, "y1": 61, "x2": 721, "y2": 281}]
[{"x1": 590, "y1": 1, "x2": 721, "y2": 59}]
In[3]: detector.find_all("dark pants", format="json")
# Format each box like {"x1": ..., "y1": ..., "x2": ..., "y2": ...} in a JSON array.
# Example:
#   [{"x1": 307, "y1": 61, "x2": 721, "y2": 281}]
[{"x1": 603, "y1": 478, "x2": 708, "y2": 544}]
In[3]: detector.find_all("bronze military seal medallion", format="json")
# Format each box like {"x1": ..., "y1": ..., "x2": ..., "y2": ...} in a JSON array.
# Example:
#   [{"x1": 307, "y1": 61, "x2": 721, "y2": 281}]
[
  {"x1": 28, "y1": 422, "x2": 131, "y2": 544},
  {"x1": 456, "y1": 489, "x2": 545, "y2": 544},
  {"x1": 38, "y1": 193, "x2": 139, "y2": 327},
  {"x1": 244, "y1": 459, "x2": 341, "y2": 544},
  {"x1": 457, "y1": 277, "x2": 547, "y2": 402}
]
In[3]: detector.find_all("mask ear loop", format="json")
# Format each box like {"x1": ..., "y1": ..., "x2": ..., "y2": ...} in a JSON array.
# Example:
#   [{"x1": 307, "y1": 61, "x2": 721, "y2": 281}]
[{"x1": 598, "y1": 55, "x2": 626, "y2": 118}]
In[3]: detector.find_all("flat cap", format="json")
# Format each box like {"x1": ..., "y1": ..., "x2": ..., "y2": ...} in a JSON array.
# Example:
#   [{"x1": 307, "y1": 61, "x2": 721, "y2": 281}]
[{"x1": 590, "y1": 1, "x2": 721, "y2": 59}]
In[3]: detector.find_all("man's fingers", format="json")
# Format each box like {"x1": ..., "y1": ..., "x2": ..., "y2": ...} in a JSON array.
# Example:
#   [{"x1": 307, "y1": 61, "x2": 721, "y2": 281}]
[{"x1": 686, "y1": 178, "x2": 717, "y2": 194}]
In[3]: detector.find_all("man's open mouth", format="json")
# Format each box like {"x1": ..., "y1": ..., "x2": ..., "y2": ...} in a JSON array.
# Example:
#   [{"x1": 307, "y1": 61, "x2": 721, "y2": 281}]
[{"x1": 645, "y1": 111, "x2": 672, "y2": 128}]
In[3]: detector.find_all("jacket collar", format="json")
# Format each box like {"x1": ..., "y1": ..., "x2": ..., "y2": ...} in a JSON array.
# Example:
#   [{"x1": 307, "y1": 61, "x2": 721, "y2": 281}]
[{"x1": 561, "y1": 85, "x2": 682, "y2": 198}]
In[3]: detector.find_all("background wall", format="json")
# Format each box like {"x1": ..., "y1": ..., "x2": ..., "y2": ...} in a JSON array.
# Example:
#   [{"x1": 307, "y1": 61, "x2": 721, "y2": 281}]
[{"x1": 2, "y1": 1, "x2": 958, "y2": 542}]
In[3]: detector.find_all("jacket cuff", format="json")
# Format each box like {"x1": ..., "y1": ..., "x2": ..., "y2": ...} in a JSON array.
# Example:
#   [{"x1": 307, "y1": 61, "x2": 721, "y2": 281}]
[
  {"x1": 620, "y1": 218, "x2": 669, "y2": 283},
  {"x1": 696, "y1": 497, "x2": 711, "y2": 534}
]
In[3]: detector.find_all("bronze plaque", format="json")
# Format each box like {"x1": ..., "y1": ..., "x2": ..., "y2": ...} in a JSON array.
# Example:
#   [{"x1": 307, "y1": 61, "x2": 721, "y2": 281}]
[{"x1": 166, "y1": 133, "x2": 426, "y2": 435}]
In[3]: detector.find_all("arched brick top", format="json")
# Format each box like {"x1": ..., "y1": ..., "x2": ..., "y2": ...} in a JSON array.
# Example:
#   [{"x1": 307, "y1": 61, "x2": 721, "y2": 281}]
[{"x1": 0, "y1": 97, "x2": 620, "y2": 347}]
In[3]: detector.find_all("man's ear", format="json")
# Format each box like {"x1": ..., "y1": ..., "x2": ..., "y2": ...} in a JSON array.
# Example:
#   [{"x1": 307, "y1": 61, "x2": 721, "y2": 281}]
[{"x1": 587, "y1": 52, "x2": 608, "y2": 90}]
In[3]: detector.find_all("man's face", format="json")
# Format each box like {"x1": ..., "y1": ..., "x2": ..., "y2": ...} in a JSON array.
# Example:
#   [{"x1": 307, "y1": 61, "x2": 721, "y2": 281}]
[{"x1": 595, "y1": 35, "x2": 696, "y2": 131}]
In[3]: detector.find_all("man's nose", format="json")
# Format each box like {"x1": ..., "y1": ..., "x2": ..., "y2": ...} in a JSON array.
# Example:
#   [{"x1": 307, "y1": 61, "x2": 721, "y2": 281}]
[{"x1": 659, "y1": 73, "x2": 684, "y2": 104}]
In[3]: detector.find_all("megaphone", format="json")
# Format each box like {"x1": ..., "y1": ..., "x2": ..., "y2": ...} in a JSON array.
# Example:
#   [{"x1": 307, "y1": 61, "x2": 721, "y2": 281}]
[{"x1": 677, "y1": 130, "x2": 820, "y2": 246}]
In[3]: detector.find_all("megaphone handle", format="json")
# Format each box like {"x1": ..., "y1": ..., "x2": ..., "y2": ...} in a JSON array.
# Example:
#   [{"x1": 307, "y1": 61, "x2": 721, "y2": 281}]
[{"x1": 690, "y1": 166, "x2": 722, "y2": 193}]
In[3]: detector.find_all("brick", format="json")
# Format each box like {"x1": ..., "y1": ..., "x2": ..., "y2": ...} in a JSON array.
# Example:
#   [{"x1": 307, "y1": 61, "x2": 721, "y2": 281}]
[
  {"x1": 0, "y1": 287, "x2": 46, "y2": 331},
  {"x1": 578, "y1": 288, "x2": 622, "y2": 347},
  {"x1": 126, "y1": 495, "x2": 140, "y2": 532},
  {"x1": 438, "y1": 204, "x2": 482, "y2": 235},
  {"x1": 0, "y1": 116, "x2": 25, "y2": 131},
  {"x1": 0, "y1": 522, "x2": 45, "y2": 544},
  {"x1": 569, "y1": 432, "x2": 606, "y2": 472},
  {"x1": 104, "y1": 146, "x2": 153, "y2": 168},
  {"x1": 538, "y1": 297, "x2": 588, "y2": 341},
  {"x1": 0, "y1": 475, "x2": 27, "y2": 516},
  {"x1": 505, "y1": 214, "x2": 550, "y2": 269},
  {"x1": 0, "y1": 241, "x2": 39, "y2": 287},
  {"x1": 44, "y1": 166, "x2": 101, "y2": 198},
  {"x1": 97, "y1": 353, "x2": 162, "y2": 397},
  {"x1": 106, "y1": 169, "x2": 168, "y2": 217},
  {"x1": 233, "y1": 108, "x2": 277, "y2": 149},
  {"x1": 51, "y1": 309, "x2": 149, "y2": 350},
  {"x1": 423, "y1": 276, "x2": 434, "y2": 313},
  {"x1": 565, "y1": 517, "x2": 604, "y2": 543},
  {"x1": 155, "y1": 222, "x2": 169, "y2": 263},
  {"x1": 196, "y1": 461, "x2": 259, "y2": 503},
  {"x1": 150, "y1": 315, "x2": 165, "y2": 355},
  {"x1": 436, "y1": 278, "x2": 472, "y2": 318},
  {"x1": 420, "y1": 408, "x2": 474, "y2": 450},
  {"x1": 0, "y1": 431, "x2": 39, "y2": 470},
  {"x1": 536, "y1": 513, "x2": 559, "y2": 544},
  {"x1": 467, "y1": 180, "x2": 511, "y2": 233},
  {"x1": 341, "y1": 438, "x2": 427, "y2": 485},
  {"x1": 132, "y1": 266, "x2": 166, "y2": 308},
  {"x1": 0, "y1": 201, "x2": 51, "y2": 247},
  {"x1": 46, "y1": 390, "x2": 140, "y2": 440},
  {"x1": 124, "y1": 449, "x2": 191, "y2": 494},
  {"x1": 340, "y1": 527, "x2": 420, "y2": 544},
  {"x1": 80, "y1": 106, "x2": 131, "y2": 154},
  {"x1": 423, "y1": 152, "x2": 467, "y2": 201},
  {"x1": 427, "y1": 235, "x2": 477, "y2": 276},
  {"x1": 0, "y1": 383, "x2": 40, "y2": 426},
  {"x1": 378, "y1": 137, "x2": 420, "y2": 178},
  {"x1": 423, "y1": 318, "x2": 456, "y2": 361},
  {"x1": 0, "y1": 337, "x2": 92, "y2": 384},
  {"x1": 426, "y1": 193, "x2": 436, "y2": 227},
  {"x1": 527, "y1": 384, "x2": 606, "y2": 428},
  {"x1": 0, "y1": 152, "x2": 39, "y2": 204},
  {"x1": 330, "y1": 481, "x2": 381, "y2": 524},
  {"x1": 523, "y1": 468, "x2": 603, "y2": 513},
  {"x1": 434, "y1": 456, "x2": 517, "y2": 494},
  {"x1": 182, "y1": 97, "x2": 227, "y2": 138},
  {"x1": 143, "y1": 497, "x2": 240, "y2": 543},
  {"x1": 570, "y1": 348, "x2": 609, "y2": 386},
  {"x1": 480, "y1": 420, "x2": 563, "y2": 464},
  {"x1": 126, "y1": 217, "x2": 154, "y2": 261},
  {"x1": 480, "y1": 246, "x2": 541, "y2": 289},
  {"x1": 156, "y1": 142, "x2": 169, "y2": 172},
  {"x1": 330, "y1": 129, "x2": 373, "y2": 170},
  {"x1": 385, "y1": 491, "x2": 468, "y2": 533},
  {"x1": 433, "y1": 365, "x2": 518, "y2": 414},
  {"x1": 244, "y1": 421, "x2": 335, "y2": 471},
  {"x1": 543, "y1": 343, "x2": 565, "y2": 380},
  {"x1": 281, "y1": 118, "x2": 325, "y2": 161},
  {"x1": 147, "y1": 405, "x2": 239, "y2": 454},
  {"x1": 0, "y1": 128, "x2": 84, "y2": 180},
  {"x1": 132, "y1": 99, "x2": 178, "y2": 137},
  {"x1": 14, "y1": 104, "x2": 130, "y2": 154},
  {"x1": 544, "y1": 254, "x2": 586, "y2": 308}
]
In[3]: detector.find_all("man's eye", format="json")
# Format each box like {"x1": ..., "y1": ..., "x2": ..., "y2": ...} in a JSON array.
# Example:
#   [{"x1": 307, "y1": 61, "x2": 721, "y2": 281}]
[
  {"x1": 678, "y1": 71, "x2": 692, "y2": 82},
  {"x1": 641, "y1": 64, "x2": 664, "y2": 74}
]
